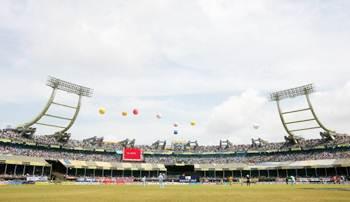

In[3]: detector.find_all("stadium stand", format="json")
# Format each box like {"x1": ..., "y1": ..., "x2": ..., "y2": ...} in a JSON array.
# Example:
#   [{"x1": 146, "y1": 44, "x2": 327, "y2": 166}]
[
  {"x1": 1, "y1": 129, "x2": 350, "y2": 183},
  {"x1": 0, "y1": 154, "x2": 51, "y2": 179}
]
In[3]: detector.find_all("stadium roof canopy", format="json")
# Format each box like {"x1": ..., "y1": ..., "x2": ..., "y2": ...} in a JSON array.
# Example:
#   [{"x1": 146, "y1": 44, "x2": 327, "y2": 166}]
[
  {"x1": 59, "y1": 160, "x2": 166, "y2": 171},
  {"x1": 0, "y1": 155, "x2": 51, "y2": 167},
  {"x1": 194, "y1": 159, "x2": 350, "y2": 171}
]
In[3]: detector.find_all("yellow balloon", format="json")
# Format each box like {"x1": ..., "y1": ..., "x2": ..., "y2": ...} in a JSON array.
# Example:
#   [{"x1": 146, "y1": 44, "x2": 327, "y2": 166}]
[
  {"x1": 122, "y1": 112, "x2": 128, "y2": 116},
  {"x1": 98, "y1": 107, "x2": 106, "y2": 115},
  {"x1": 190, "y1": 121, "x2": 196, "y2": 126}
]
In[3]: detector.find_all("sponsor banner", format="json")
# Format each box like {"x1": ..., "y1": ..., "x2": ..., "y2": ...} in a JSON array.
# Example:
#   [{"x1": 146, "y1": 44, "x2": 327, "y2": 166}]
[
  {"x1": 76, "y1": 177, "x2": 97, "y2": 183},
  {"x1": 26, "y1": 176, "x2": 48, "y2": 182},
  {"x1": 7, "y1": 180, "x2": 25, "y2": 185},
  {"x1": 122, "y1": 148, "x2": 143, "y2": 162},
  {"x1": 75, "y1": 177, "x2": 135, "y2": 184},
  {"x1": 22, "y1": 181, "x2": 35, "y2": 184}
]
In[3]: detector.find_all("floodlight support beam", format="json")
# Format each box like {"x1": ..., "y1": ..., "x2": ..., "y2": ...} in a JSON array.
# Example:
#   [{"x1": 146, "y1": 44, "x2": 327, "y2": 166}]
[
  {"x1": 44, "y1": 114, "x2": 72, "y2": 121},
  {"x1": 270, "y1": 84, "x2": 335, "y2": 140},
  {"x1": 52, "y1": 102, "x2": 77, "y2": 109},
  {"x1": 276, "y1": 99, "x2": 294, "y2": 137},
  {"x1": 16, "y1": 76, "x2": 93, "y2": 138},
  {"x1": 281, "y1": 108, "x2": 310, "y2": 115},
  {"x1": 289, "y1": 126, "x2": 321, "y2": 132},
  {"x1": 58, "y1": 95, "x2": 82, "y2": 134},
  {"x1": 17, "y1": 88, "x2": 57, "y2": 129},
  {"x1": 36, "y1": 122, "x2": 66, "y2": 129},
  {"x1": 305, "y1": 93, "x2": 334, "y2": 133},
  {"x1": 285, "y1": 118, "x2": 315, "y2": 125}
]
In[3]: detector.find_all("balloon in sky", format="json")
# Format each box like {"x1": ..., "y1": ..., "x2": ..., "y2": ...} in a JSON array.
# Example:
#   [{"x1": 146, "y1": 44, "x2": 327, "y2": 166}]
[
  {"x1": 122, "y1": 112, "x2": 128, "y2": 116},
  {"x1": 173, "y1": 123, "x2": 179, "y2": 127},
  {"x1": 253, "y1": 124, "x2": 260, "y2": 130},
  {"x1": 190, "y1": 120, "x2": 196, "y2": 126},
  {"x1": 132, "y1": 109, "x2": 139, "y2": 115},
  {"x1": 156, "y1": 113, "x2": 162, "y2": 119},
  {"x1": 98, "y1": 107, "x2": 106, "y2": 115},
  {"x1": 173, "y1": 130, "x2": 178, "y2": 135}
]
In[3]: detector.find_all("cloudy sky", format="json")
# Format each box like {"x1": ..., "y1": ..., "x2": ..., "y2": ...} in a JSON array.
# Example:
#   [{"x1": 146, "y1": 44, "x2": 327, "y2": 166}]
[{"x1": 0, "y1": 0, "x2": 350, "y2": 145}]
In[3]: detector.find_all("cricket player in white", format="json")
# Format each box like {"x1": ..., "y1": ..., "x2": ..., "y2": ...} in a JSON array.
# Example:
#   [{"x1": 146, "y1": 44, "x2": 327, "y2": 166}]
[
  {"x1": 158, "y1": 173, "x2": 164, "y2": 188},
  {"x1": 141, "y1": 176, "x2": 146, "y2": 186},
  {"x1": 290, "y1": 176, "x2": 296, "y2": 185}
]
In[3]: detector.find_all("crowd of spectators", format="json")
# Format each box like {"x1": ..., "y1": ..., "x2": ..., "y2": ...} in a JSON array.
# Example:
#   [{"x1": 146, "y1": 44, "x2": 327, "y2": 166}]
[
  {"x1": 1, "y1": 129, "x2": 349, "y2": 153},
  {"x1": 1, "y1": 143, "x2": 350, "y2": 164},
  {"x1": 145, "y1": 150, "x2": 350, "y2": 164},
  {"x1": 182, "y1": 135, "x2": 350, "y2": 153},
  {"x1": 0, "y1": 130, "x2": 124, "y2": 151},
  {"x1": 1, "y1": 129, "x2": 350, "y2": 164},
  {"x1": 0, "y1": 145, "x2": 120, "y2": 162}
]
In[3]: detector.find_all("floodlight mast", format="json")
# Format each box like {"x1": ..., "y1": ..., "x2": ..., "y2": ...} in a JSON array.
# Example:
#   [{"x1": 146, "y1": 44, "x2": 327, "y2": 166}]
[
  {"x1": 17, "y1": 76, "x2": 93, "y2": 139},
  {"x1": 269, "y1": 84, "x2": 335, "y2": 140}
]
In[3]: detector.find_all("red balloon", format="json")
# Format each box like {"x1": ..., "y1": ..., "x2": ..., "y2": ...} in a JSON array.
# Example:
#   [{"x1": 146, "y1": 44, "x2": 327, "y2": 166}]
[{"x1": 132, "y1": 109, "x2": 139, "y2": 115}]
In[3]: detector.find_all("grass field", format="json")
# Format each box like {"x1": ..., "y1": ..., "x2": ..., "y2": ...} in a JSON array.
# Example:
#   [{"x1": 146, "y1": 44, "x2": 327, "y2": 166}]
[{"x1": 1, "y1": 184, "x2": 350, "y2": 202}]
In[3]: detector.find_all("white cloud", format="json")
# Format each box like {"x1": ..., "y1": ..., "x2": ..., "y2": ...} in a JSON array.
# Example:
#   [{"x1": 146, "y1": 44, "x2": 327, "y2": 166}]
[
  {"x1": 204, "y1": 83, "x2": 350, "y2": 144},
  {"x1": 204, "y1": 90, "x2": 282, "y2": 144}
]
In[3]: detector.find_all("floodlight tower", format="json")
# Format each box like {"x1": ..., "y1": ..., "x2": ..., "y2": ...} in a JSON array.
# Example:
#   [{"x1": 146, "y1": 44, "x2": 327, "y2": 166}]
[
  {"x1": 269, "y1": 84, "x2": 335, "y2": 142},
  {"x1": 16, "y1": 76, "x2": 93, "y2": 141}
]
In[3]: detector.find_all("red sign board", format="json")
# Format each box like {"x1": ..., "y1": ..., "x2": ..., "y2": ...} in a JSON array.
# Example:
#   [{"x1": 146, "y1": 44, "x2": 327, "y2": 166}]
[{"x1": 122, "y1": 148, "x2": 144, "y2": 162}]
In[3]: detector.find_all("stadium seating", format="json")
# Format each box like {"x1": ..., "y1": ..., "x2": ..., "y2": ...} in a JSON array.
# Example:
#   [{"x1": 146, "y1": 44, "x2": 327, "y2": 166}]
[{"x1": 1, "y1": 130, "x2": 350, "y2": 181}]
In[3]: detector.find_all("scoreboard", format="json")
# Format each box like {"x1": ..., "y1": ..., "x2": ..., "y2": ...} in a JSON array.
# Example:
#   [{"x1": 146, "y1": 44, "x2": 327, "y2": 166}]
[{"x1": 122, "y1": 148, "x2": 144, "y2": 162}]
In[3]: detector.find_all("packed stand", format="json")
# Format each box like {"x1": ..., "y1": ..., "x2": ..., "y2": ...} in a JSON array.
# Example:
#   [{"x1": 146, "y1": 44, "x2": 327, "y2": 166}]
[
  {"x1": 1, "y1": 129, "x2": 350, "y2": 155},
  {"x1": 145, "y1": 150, "x2": 350, "y2": 164},
  {"x1": 1, "y1": 142, "x2": 350, "y2": 164},
  {"x1": 0, "y1": 145, "x2": 121, "y2": 162},
  {"x1": 0, "y1": 130, "x2": 124, "y2": 151}
]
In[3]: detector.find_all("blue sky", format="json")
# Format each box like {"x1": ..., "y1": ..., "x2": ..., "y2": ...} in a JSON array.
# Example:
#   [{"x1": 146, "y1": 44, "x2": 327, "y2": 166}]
[{"x1": 1, "y1": 0, "x2": 350, "y2": 145}]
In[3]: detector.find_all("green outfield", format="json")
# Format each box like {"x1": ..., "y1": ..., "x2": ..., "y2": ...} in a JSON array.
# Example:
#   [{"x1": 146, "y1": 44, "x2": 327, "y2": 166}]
[{"x1": 0, "y1": 184, "x2": 350, "y2": 202}]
